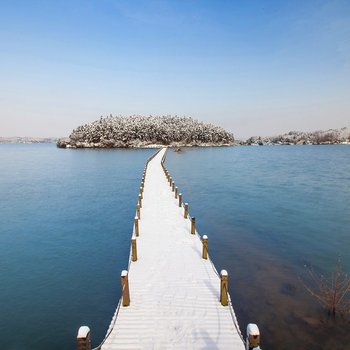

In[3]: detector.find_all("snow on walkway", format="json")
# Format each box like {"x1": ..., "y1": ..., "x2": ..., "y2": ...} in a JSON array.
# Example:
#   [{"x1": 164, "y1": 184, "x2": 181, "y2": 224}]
[{"x1": 101, "y1": 148, "x2": 244, "y2": 350}]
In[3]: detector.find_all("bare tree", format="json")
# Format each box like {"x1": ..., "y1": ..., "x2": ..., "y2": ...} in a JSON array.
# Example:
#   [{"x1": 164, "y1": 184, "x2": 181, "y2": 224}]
[{"x1": 303, "y1": 258, "x2": 350, "y2": 318}]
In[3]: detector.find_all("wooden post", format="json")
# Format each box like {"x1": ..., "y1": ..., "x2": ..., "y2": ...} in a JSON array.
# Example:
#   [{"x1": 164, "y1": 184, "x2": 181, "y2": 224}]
[
  {"x1": 184, "y1": 203, "x2": 189, "y2": 218},
  {"x1": 121, "y1": 270, "x2": 130, "y2": 306},
  {"x1": 140, "y1": 186, "x2": 143, "y2": 199},
  {"x1": 134, "y1": 216, "x2": 139, "y2": 237},
  {"x1": 191, "y1": 217, "x2": 196, "y2": 234},
  {"x1": 202, "y1": 235, "x2": 208, "y2": 259},
  {"x1": 247, "y1": 324, "x2": 261, "y2": 350},
  {"x1": 220, "y1": 270, "x2": 228, "y2": 306},
  {"x1": 77, "y1": 326, "x2": 91, "y2": 350},
  {"x1": 178, "y1": 193, "x2": 182, "y2": 207},
  {"x1": 172, "y1": 182, "x2": 175, "y2": 192},
  {"x1": 137, "y1": 205, "x2": 141, "y2": 220},
  {"x1": 131, "y1": 236, "x2": 137, "y2": 262},
  {"x1": 138, "y1": 194, "x2": 142, "y2": 208},
  {"x1": 169, "y1": 177, "x2": 172, "y2": 186},
  {"x1": 175, "y1": 187, "x2": 178, "y2": 199}
]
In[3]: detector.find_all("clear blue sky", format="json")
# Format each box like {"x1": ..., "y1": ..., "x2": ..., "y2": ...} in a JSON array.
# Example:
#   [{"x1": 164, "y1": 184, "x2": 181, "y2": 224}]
[{"x1": 1, "y1": 0, "x2": 349, "y2": 138}]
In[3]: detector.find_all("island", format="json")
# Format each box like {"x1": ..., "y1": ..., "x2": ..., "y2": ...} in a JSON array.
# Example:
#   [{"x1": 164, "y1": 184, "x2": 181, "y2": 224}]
[{"x1": 57, "y1": 115, "x2": 234, "y2": 148}]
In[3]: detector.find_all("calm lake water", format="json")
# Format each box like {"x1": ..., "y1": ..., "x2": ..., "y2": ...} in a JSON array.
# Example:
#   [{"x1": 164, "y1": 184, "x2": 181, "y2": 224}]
[{"x1": 1, "y1": 144, "x2": 349, "y2": 349}]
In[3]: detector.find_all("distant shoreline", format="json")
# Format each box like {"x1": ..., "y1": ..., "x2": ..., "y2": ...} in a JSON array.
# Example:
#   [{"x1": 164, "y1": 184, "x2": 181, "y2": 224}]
[
  {"x1": 0, "y1": 137, "x2": 57, "y2": 144},
  {"x1": 1, "y1": 138, "x2": 349, "y2": 147},
  {"x1": 2, "y1": 126, "x2": 350, "y2": 147}
]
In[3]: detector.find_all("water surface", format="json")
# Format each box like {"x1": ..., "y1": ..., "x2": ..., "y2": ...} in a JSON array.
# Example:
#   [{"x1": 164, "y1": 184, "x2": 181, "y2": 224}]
[
  {"x1": 1, "y1": 144, "x2": 350, "y2": 349},
  {"x1": 166, "y1": 145, "x2": 350, "y2": 350},
  {"x1": 0, "y1": 144, "x2": 154, "y2": 350}
]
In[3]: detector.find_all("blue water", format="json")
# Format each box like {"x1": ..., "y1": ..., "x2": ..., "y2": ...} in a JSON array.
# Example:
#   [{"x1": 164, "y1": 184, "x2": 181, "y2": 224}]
[
  {"x1": 165, "y1": 145, "x2": 350, "y2": 349},
  {"x1": 1, "y1": 144, "x2": 350, "y2": 349},
  {"x1": 0, "y1": 144, "x2": 154, "y2": 350}
]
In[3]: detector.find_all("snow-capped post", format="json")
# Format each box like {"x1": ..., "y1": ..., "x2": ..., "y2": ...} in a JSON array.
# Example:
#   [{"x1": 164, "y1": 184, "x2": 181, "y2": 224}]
[
  {"x1": 175, "y1": 187, "x2": 178, "y2": 199},
  {"x1": 121, "y1": 270, "x2": 130, "y2": 307},
  {"x1": 202, "y1": 235, "x2": 208, "y2": 259},
  {"x1": 179, "y1": 193, "x2": 182, "y2": 207},
  {"x1": 220, "y1": 270, "x2": 228, "y2": 306},
  {"x1": 169, "y1": 177, "x2": 173, "y2": 187},
  {"x1": 184, "y1": 203, "x2": 189, "y2": 218},
  {"x1": 137, "y1": 205, "x2": 141, "y2": 220},
  {"x1": 131, "y1": 236, "x2": 137, "y2": 262},
  {"x1": 140, "y1": 186, "x2": 143, "y2": 199},
  {"x1": 172, "y1": 182, "x2": 175, "y2": 192},
  {"x1": 138, "y1": 194, "x2": 142, "y2": 208},
  {"x1": 134, "y1": 217, "x2": 139, "y2": 237},
  {"x1": 77, "y1": 326, "x2": 91, "y2": 350},
  {"x1": 191, "y1": 217, "x2": 196, "y2": 235},
  {"x1": 246, "y1": 323, "x2": 260, "y2": 350}
]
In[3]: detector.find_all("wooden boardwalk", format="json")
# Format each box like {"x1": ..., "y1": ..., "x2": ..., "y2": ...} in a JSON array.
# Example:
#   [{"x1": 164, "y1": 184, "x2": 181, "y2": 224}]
[{"x1": 77, "y1": 148, "x2": 251, "y2": 350}]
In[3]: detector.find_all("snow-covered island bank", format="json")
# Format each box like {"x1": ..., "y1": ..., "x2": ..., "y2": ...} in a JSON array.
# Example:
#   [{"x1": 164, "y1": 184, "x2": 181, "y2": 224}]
[
  {"x1": 57, "y1": 115, "x2": 234, "y2": 148},
  {"x1": 239, "y1": 127, "x2": 350, "y2": 146}
]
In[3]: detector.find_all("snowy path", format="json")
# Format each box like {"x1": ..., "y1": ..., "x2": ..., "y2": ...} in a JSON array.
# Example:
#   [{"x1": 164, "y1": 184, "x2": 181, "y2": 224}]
[{"x1": 101, "y1": 148, "x2": 244, "y2": 350}]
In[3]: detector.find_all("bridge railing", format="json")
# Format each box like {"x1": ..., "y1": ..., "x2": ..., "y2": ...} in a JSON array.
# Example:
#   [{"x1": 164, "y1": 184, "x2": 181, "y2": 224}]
[{"x1": 76, "y1": 147, "x2": 261, "y2": 350}]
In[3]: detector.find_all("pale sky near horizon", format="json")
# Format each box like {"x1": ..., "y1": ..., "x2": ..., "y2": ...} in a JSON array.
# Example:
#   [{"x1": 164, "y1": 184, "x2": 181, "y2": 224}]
[{"x1": 0, "y1": 0, "x2": 349, "y2": 139}]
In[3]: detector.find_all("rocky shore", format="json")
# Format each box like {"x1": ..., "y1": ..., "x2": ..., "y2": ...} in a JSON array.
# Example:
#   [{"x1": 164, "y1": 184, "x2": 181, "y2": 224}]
[
  {"x1": 240, "y1": 127, "x2": 350, "y2": 146},
  {"x1": 57, "y1": 115, "x2": 234, "y2": 148}
]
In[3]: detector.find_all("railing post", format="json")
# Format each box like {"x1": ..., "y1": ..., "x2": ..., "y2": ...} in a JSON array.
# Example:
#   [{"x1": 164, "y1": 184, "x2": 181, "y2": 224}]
[
  {"x1": 77, "y1": 326, "x2": 91, "y2": 350},
  {"x1": 138, "y1": 194, "x2": 142, "y2": 208},
  {"x1": 131, "y1": 236, "x2": 137, "y2": 262},
  {"x1": 178, "y1": 193, "x2": 182, "y2": 207},
  {"x1": 202, "y1": 235, "x2": 208, "y2": 259},
  {"x1": 184, "y1": 203, "x2": 189, "y2": 218},
  {"x1": 140, "y1": 186, "x2": 143, "y2": 199},
  {"x1": 121, "y1": 270, "x2": 130, "y2": 306},
  {"x1": 169, "y1": 177, "x2": 172, "y2": 187},
  {"x1": 137, "y1": 205, "x2": 141, "y2": 220},
  {"x1": 220, "y1": 270, "x2": 228, "y2": 306},
  {"x1": 191, "y1": 217, "x2": 196, "y2": 234},
  {"x1": 246, "y1": 324, "x2": 261, "y2": 350},
  {"x1": 172, "y1": 182, "x2": 175, "y2": 192},
  {"x1": 175, "y1": 187, "x2": 178, "y2": 199},
  {"x1": 134, "y1": 216, "x2": 139, "y2": 237}
]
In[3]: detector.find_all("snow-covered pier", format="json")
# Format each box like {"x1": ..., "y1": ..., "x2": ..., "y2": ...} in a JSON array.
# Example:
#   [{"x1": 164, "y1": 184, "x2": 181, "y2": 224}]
[{"x1": 77, "y1": 148, "x2": 255, "y2": 350}]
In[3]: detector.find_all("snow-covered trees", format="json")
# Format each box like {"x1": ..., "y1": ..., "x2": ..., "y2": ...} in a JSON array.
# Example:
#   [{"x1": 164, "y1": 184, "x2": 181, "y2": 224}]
[
  {"x1": 57, "y1": 115, "x2": 234, "y2": 148},
  {"x1": 243, "y1": 128, "x2": 350, "y2": 146}
]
